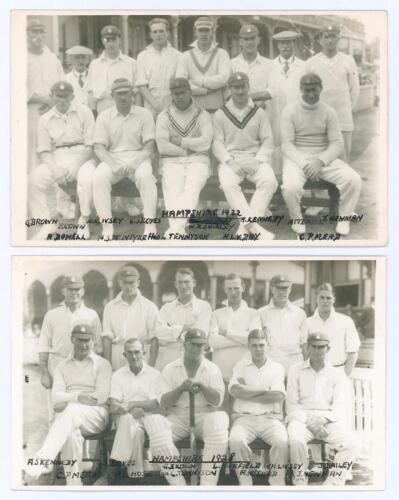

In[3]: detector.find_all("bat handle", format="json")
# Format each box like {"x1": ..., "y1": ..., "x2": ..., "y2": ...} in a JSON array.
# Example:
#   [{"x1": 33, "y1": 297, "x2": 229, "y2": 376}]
[{"x1": 189, "y1": 391, "x2": 195, "y2": 428}]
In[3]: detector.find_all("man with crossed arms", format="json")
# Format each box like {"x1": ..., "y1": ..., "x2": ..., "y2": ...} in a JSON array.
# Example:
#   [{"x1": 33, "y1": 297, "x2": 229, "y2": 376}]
[
  {"x1": 156, "y1": 267, "x2": 212, "y2": 370},
  {"x1": 92, "y1": 78, "x2": 157, "y2": 240},
  {"x1": 156, "y1": 77, "x2": 213, "y2": 237},
  {"x1": 109, "y1": 338, "x2": 160, "y2": 478},
  {"x1": 228, "y1": 329, "x2": 288, "y2": 486},
  {"x1": 102, "y1": 266, "x2": 160, "y2": 370},
  {"x1": 286, "y1": 332, "x2": 359, "y2": 486},
  {"x1": 144, "y1": 328, "x2": 229, "y2": 486},
  {"x1": 176, "y1": 16, "x2": 231, "y2": 112},
  {"x1": 213, "y1": 72, "x2": 277, "y2": 241},
  {"x1": 24, "y1": 323, "x2": 112, "y2": 485},
  {"x1": 209, "y1": 273, "x2": 261, "y2": 381}
]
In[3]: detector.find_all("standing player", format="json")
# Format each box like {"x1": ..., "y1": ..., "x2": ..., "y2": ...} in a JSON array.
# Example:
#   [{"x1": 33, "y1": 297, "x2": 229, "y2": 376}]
[
  {"x1": 228, "y1": 329, "x2": 288, "y2": 486},
  {"x1": 306, "y1": 25, "x2": 360, "y2": 162},
  {"x1": 176, "y1": 16, "x2": 231, "y2": 112},
  {"x1": 109, "y1": 339, "x2": 160, "y2": 478},
  {"x1": 213, "y1": 72, "x2": 277, "y2": 240},
  {"x1": 209, "y1": 273, "x2": 261, "y2": 380},
  {"x1": 86, "y1": 25, "x2": 138, "y2": 115},
  {"x1": 155, "y1": 268, "x2": 212, "y2": 370},
  {"x1": 26, "y1": 18, "x2": 64, "y2": 170},
  {"x1": 38, "y1": 276, "x2": 102, "y2": 421},
  {"x1": 143, "y1": 328, "x2": 229, "y2": 486},
  {"x1": 92, "y1": 78, "x2": 157, "y2": 240},
  {"x1": 29, "y1": 80, "x2": 96, "y2": 240},
  {"x1": 137, "y1": 18, "x2": 182, "y2": 117},
  {"x1": 230, "y1": 24, "x2": 273, "y2": 110},
  {"x1": 64, "y1": 45, "x2": 93, "y2": 106},
  {"x1": 258, "y1": 274, "x2": 307, "y2": 374},
  {"x1": 280, "y1": 73, "x2": 362, "y2": 236},
  {"x1": 156, "y1": 77, "x2": 213, "y2": 237},
  {"x1": 102, "y1": 266, "x2": 160, "y2": 370}
]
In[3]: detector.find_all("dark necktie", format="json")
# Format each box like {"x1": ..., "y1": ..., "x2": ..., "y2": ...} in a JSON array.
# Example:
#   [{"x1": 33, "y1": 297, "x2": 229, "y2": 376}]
[
  {"x1": 78, "y1": 73, "x2": 84, "y2": 88},
  {"x1": 283, "y1": 60, "x2": 289, "y2": 76}
]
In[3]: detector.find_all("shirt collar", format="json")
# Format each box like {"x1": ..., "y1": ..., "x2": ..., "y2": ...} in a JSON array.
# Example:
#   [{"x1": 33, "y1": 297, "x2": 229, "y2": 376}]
[
  {"x1": 314, "y1": 307, "x2": 337, "y2": 321},
  {"x1": 123, "y1": 361, "x2": 149, "y2": 376},
  {"x1": 66, "y1": 350, "x2": 96, "y2": 363},
  {"x1": 243, "y1": 355, "x2": 268, "y2": 368},
  {"x1": 301, "y1": 358, "x2": 332, "y2": 372},
  {"x1": 226, "y1": 98, "x2": 255, "y2": 114},
  {"x1": 226, "y1": 300, "x2": 249, "y2": 312},
  {"x1": 100, "y1": 50, "x2": 127, "y2": 62},
  {"x1": 114, "y1": 289, "x2": 143, "y2": 305},
  {"x1": 239, "y1": 52, "x2": 262, "y2": 65},
  {"x1": 111, "y1": 105, "x2": 139, "y2": 119},
  {"x1": 50, "y1": 101, "x2": 78, "y2": 119},
  {"x1": 190, "y1": 40, "x2": 218, "y2": 53},
  {"x1": 175, "y1": 294, "x2": 198, "y2": 307},
  {"x1": 60, "y1": 301, "x2": 84, "y2": 312},
  {"x1": 147, "y1": 42, "x2": 171, "y2": 52},
  {"x1": 268, "y1": 299, "x2": 293, "y2": 310},
  {"x1": 175, "y1": 355, "x2": 207, "y2": 372},
  {"x1": 279, "y1": 55, "x2": 295, "y2": 66}
]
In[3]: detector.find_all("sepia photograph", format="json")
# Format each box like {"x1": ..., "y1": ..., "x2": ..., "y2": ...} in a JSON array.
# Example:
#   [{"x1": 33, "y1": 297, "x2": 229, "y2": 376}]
[
  {"x1": 11, "y1": 10, "x2": 387, "y2": 246},
  {"x1": 13, "y1": 256, "x2": 384, "y2": 489}
]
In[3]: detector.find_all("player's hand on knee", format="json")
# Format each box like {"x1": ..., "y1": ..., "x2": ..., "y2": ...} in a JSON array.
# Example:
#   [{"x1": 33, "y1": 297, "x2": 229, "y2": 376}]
[{"x1": 40, "y1": 370, "x2": 53, "y2": 389}]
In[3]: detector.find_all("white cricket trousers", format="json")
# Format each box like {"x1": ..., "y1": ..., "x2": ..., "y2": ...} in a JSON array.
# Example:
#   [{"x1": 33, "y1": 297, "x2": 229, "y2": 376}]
[
  {"x1": 110, "y1": 414, "x2": 145, "y2": 475},
  {"x1": 37, "y1": 402, "x2": 109, "y2": 485},
  {"x1": 144, "y1": 410, "x2": 229, "y2": 486},
  {"x1": 288, "y1": 420, "x2": 359, "y2": 485},
  {"x1": 218, "y1": 158, "x2": 278, "y2": 219},
  {"x1": 229, "y1": 415, "x2": 289, "y2": 485},
  {"x1": 92, "y1": 151, "x2": 157, "y2": 220},
  {"x1": 282, "y1": 148, "x2": 361, "y2": 219},
  {"x1": 29, "y1": 147, "x2": 95, "y2": 218},
  {"x1": 161, "y1": 158, "x2": 209, "y2": 232}
]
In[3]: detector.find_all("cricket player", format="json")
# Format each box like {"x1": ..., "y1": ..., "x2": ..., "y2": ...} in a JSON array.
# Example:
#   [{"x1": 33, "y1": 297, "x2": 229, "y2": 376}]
[
  {"x1": 27, "y1": 17, "x2": 64, "y2": 170},
  {"x1": 109, "y1": 338, "x2": 160, "y2": 478},
  {"x1": 286, "y1": 332, "x2": 359, "y2": 486},
  {"x1": 156, "y1": 77, "x2": 213, "y2": 237},
  {"x1": 64, "y1": 45, "x2": 93, "y2": 106},
  {"x1": 230, "y1": 24, "x2": 273, "y2": 110},
  {"x1": 143, "y1": 328, "x2": 229, "y2": 486},
  {"x1": 137, "y1": 18, "x2": 182, "y2": 117},
  {"x1": 280, "y1": 72, "x2": 362, "y2": 236},
  {"x1": 29, "y1": 80, "x2": 96, "y2": 240},
  {"x1": 213, "y1": 72, "x2": 277, "y2": 240},
  {"x1": 258, "y1": 274, "x2": 307, "y2": 374},
  {"x1": 176, "y1": 16, "x2": 231, "y2": 112},
  {"x1": 92, "y1": 78, "x2": 157, "y2": 240},
  {"x1": 86, "y1": 25, "x2": 138, "y2": 114},
  {"x1": 38, "y1": 275, "x2": 102, "y2": 421},
  {"x1": 306, "y1": 24, "x2": 360, "y2": 162},
  {"x1": 155, "y1": 267, "x2": 212, "y2": 370},
  {"x1": 209, "y1": 273, "x2": 261, "y2": 380},
  {"x1": 24, "y1": 323, "x2": 112, "y2": 485},
  {"x1": 102, "y1": 265, "x2": 160, "y2": 370},
  {"x1": 228, "y1": 329, "x2": 288, "y2": 486}
]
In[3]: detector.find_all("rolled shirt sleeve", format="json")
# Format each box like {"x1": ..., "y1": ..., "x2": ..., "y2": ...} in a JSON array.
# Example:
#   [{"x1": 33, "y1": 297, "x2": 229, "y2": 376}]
[
  {"x1": 348, "y1": 56, "x2": 360, "y2": 109},
  {"x1": 345, "y1": 316, "x2": 361, "y2": 353},
  {"x1": 82, "y1": 106, "x2": 96, "y2": 146},
  {"x1": 38, "y1": 314, "x2": 53, "y2": 353},
  {"x1": 93, "y1": 112, "x2": 110, "y2": 148},
  {"x1": 36, "y1": 115, "x2": 53, "y2": 154},
  {"x1": 141, "y1": 109, "x2": 156, "y2": 144},
  {"x1": 101, "y1": 303, "x2": 115, "y2": 341}
]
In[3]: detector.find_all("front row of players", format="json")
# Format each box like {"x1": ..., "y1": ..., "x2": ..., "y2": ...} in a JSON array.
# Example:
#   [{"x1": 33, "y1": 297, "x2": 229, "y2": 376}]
[
  {"x1": 25, "y1": 326, "x2": 359, "y2": 487},
  {"x1": 29, "y1": 71, "x2": 361, "y2": 240}
]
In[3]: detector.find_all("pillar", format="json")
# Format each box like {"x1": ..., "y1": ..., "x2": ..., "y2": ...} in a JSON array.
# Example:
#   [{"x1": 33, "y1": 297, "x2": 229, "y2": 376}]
[
  {"x1": 121, "y1": 16, "x2": 129, "y2": 55},
  {"x1": 249, "y1": 261, "x2": 259, "y2": 308},
  {"x1": 170, "y1": 15, "x2": 180, "y2": 49}
]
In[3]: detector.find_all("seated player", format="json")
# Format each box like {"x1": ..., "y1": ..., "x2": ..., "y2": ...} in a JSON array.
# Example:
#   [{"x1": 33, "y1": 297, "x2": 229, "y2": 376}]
[
  {"x1": 143, "y1": 328, "x2": 229, "y2": 486},
  {"x1": 24, "y1": 324, "x2": 112, "y2": 485},
  {"x1": 286, "y1": 332, "x2": 359, "y2": 486},
  {"x1": 281, "y1": 73, "x2": 362, "y2": 236},
  {"x1": 92, "y1": 78, "x2": 157, "y2": 240},
  {"x1": 213, "y1": 72, "x2": 277, "y2": 240}
]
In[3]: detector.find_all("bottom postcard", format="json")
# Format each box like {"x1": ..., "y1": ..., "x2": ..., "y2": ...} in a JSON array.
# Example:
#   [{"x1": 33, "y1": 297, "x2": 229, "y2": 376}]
[{"x1": 12, "y1": 256, "x2": 385, "y2": 490}]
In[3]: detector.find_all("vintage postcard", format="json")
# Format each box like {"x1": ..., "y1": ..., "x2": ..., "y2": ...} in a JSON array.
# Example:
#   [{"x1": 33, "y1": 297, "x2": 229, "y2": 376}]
[
  {"x1": 12, "y1": 256, "x2": 385, "y2": 489},
  {"x1": 11, "y1": 10, "x2": 387, "y2": 246}
]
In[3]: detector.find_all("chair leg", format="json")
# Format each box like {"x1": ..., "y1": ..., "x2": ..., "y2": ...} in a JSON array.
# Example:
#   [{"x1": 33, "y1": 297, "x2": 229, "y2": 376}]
[{"x1": 328, "y1": 185, "x2": 340, "y2": 217}]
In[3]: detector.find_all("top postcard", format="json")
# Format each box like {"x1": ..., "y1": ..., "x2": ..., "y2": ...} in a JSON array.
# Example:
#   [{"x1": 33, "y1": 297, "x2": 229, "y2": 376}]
[{"x1": 11, "y1": 10, "x2": 388, "y2": 247}]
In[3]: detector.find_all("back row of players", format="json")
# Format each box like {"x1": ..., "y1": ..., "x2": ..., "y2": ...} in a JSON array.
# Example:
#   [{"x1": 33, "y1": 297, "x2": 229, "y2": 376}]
[
  {"x1": 27, "y1": 16, "x2": 362, "y2": 240},
  {"x1": 27, "y1": 266, "x2": 360, "y2": 486}
]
